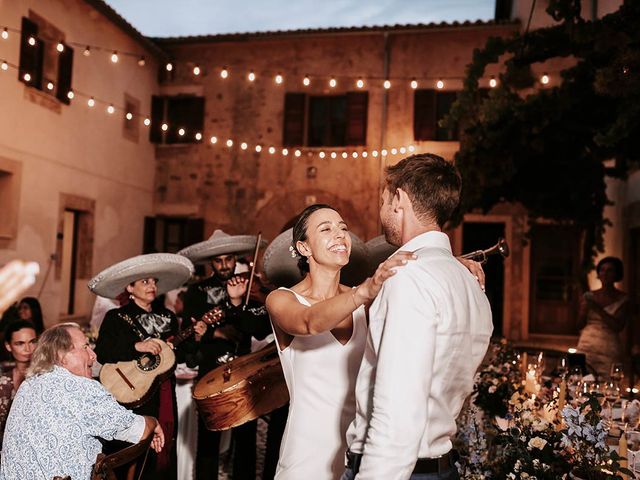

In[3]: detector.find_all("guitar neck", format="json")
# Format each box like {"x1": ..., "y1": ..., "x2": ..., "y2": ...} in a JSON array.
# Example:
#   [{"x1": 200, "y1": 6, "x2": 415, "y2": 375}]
[{"x1": 171, "y1": 324, "x2": 197, "y2": 347}]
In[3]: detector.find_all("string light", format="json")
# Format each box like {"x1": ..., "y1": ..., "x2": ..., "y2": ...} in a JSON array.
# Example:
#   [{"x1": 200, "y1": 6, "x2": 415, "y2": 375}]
[
  {"x1": 268, "y1": 146, "x2": 276, "y2": 154},
  {"x1": 23, "y1": 73, "x2": 31, "y2": 82},
  {"x1": 193, "y1": 65, "x2": 201, "y2": 76},
  {"x1": 341, "y1": 152, "x2": 347, "y2": 159},
  {"x1": 160, "y1": 122, "x2": 168, "y2": 130},
  {"x1": 107, "y1": 104, "x2": 115, "y2": 114},
  {"x1": 275, "y1": 73, "x2": 283, "y2": 85},
  {"x1": 178, "y1": 128, "x2": 185, "y2": 136},
  {"x1": 399, "y1": 147, "x2": 406, "y2": 154},
  {"x1": 541, "y1": 73, "x2": 550, "y2": 85},
  {"x1": 410, "y1": 78, "x2": 418, "y2": 89},
  {"x1": 381, "y1": 149, "x2": 388, "y2": 156},
  {"x1": 391, "y1": 147, "x2": 397, "y2": 155},
  {"x1": 372, "y1": 150, "x2": 379, "y2": 157},
  {"x1": 138, "y1": 56, "x2": 146, "y2": 67},
  {"x1": 125, "y1": 112, "x2": 133, "y2": 120},
  {"x1": 352, "y1": 152, "x2": 358, "y2": 158},
  {"x1": 87, "y1": 97, "x2": 95, "y2": 107},
  {"x1": 144, "y1": 118, "x2": 151, "y2": 126},
  {"x1": 46, "y1": 81, "x2": 54, "y2": 91},
  {"x1": 165, "y1": 63, "x2": 173, "y2": 72},
  {"x1": 83, "y1": 46, "x2": 91, "y2": 56},
  {"x1": 329, "y1": 77, "x2": 337, "y2": 88},
  {"x1": 362, "y1": 151, "x2": 368, "y2": 158},
  {"x1": 210, "y1": 136, "x2": 218, "y2": 144},
  {"x1": 1, "y1": 61, "x2": 8, "y2": 71},
  {"x1": 111, "y1": 51, "x2": 118, "y2": 63},
  {"x1": 294, "y1": 149, "x2": 302, "y2": 157},
  {"x1": 220, "y1": 67, "x2": 228, "y2": 79},
  {"x1": 383, "y1": 79, "x2": 391, "y2": 89},
  {"x1": 248, "y1": 71, "x2": 256, "y2": 82},
  {"x1": 319, "y1": 151, "x2": 326, "y2": 158},
  {"x1": 356, "y1": 78, "x2": 364, "y2": 89},
  {"x1": 28, "y1": 36, "x2": 36, "y2": 46},
  {"x1": 226, "y1": 139, "x2": 233, "y2": 147},
  {"x1": 240, "y1": 142, "x2": 248, "y2": 150},
  {"x1": 303, "y1": 75, "x2": 310, "y2": 86},
  {"x1": 436, "y1": 79, "x2": 444, "y2": 89},
  {"x1": 408, "y1": 145, "x2": 415, "y2": 152},
  {"x1": 282, "y1": 148, "x2": 289, "y2": 156},
  {"x1": 56, "y1": 43, "x2": 64, "y2": 53},
  {"x1": 489, "y1": 76, "x2": 497, "y2": 88},
  {"x1": 331, "y1": 152, "x2": 337, "y2": 159},
  {"x1": 255, "y1": 145, "x2": 262, "y2": 152},
  {"x1": 195, "y1": 132, "x2": 202, "y2": 141},
  {"x1": 1, "y1": 28, "x2": 8, "y2": 40}
]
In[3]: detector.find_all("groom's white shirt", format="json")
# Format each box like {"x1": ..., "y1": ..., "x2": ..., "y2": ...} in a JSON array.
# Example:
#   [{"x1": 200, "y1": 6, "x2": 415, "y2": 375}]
[{"x1": 345, "y1": 231, "x2": 493, "y2": 479}]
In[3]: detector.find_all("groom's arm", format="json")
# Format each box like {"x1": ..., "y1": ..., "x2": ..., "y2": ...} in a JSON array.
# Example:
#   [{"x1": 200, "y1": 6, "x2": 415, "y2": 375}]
[{"x1": 357, "y1": 270, "x2": 437, "y2": 480}]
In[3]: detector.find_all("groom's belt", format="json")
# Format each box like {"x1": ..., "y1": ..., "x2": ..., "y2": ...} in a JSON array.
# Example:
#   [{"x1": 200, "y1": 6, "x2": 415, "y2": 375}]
[{"x1": 345, "y1": 449, "x2": 456, "y2": 474}]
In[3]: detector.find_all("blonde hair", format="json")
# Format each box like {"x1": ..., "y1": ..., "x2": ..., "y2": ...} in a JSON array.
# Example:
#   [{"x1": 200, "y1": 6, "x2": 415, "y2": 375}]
[{"x1": 27, "y1": 322, "x2": 81, "y2": 377}]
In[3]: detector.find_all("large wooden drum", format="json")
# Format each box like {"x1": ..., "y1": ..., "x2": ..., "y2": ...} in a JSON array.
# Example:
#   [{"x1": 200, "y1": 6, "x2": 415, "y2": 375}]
[{"x1": 193, "y1": 342, "x2": 289, "y2": 431}]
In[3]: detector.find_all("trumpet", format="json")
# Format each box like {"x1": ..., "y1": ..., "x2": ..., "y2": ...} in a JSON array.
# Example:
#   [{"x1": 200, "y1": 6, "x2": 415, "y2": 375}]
[{"x1": 461, "y1": 238, "x2": 509, "y2": 264}]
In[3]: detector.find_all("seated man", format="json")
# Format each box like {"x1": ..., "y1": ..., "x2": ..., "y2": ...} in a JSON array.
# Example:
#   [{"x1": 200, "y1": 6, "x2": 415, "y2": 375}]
[{"x1": 0, "y1": 323, "x2": 164, "y2": 480}]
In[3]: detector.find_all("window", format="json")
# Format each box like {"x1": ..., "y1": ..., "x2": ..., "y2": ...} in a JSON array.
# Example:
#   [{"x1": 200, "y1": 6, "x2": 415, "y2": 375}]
[
  {"x1": 123, "y1": 94, "x2": 140, "y2": 142},
  {"x1": 413, "y1": 89, "x2": 459, "y2": 141},
  {"x1": 0, "y1": 157, "x2": 22, "y2": 247},
  {"x1": 143, "y1": 217, "x2": 204, "y2": 253},
  {"x1": 529, "y1": 224, "x2": 582, "y2": 336},
  {"x1": 150, "y1": 95, "x2": 205, "y2": 144},
  {"x1": 18, "y1": 13, "x2": 73, "y2": 104},
  {"x1": 283, "y1": 92, "x2": 368, "y2": 147}
]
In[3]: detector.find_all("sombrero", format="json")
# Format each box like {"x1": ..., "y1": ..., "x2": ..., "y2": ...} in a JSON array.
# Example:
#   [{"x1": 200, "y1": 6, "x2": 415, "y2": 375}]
[
  {"x1": 178, "y1": 230, "x2": 267, "y2": 264},
  {"x1": 88, "y1": 253, "x2": 194, "y2": 299},
  {"x1": 262, "y1": 228, "x2": 369, "y2": 288},
  {"x1": 365, "y1": 235, "x2": 398, "y2": 276}
]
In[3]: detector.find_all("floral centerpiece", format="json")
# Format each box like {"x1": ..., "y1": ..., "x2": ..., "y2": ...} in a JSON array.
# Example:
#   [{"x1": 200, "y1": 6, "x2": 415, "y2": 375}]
[{"x1": 561, "y1": 393, "x2": 633, "y2": 480}]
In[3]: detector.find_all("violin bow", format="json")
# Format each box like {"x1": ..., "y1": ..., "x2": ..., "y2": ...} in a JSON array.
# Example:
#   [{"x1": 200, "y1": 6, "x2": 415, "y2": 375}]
[{"x1": 244, "y1": 232, "x2": 262, "y2": 307}]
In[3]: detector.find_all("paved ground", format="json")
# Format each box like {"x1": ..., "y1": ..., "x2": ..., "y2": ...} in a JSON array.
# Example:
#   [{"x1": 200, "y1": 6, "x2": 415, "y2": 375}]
[{"x1": 218, "y1": 417, "x2": 269, "y2": 479}]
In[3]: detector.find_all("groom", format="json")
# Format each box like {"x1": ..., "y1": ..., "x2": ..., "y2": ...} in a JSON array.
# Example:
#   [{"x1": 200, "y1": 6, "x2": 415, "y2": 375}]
[{"x1": 343, "y1": 153, "x2": 493, "y2": 479}]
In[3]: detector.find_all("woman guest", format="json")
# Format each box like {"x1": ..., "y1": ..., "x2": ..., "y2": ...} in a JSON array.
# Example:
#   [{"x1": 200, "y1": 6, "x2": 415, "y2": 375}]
[
  {"x1": 577, "y1": 256, "x2": 631, "y2": 379},
  {"x1": 17, "y1": 297, "x2": 44, "y2": 334},
  {"x1": 90, "y1": 253, "x2": 205, "y2": 480},
  {"x1": 0, "y1": 320, "x2": 37, "y2": 449}
]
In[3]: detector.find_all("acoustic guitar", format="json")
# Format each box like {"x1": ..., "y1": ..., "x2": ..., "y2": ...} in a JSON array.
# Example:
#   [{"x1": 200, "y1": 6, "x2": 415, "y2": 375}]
[
  {"x1": 193, "y1": 341, "x2": 289, "y2": 431},
  {"x1": 100, "y1": 308, "x2": 224, "y2": 408}
]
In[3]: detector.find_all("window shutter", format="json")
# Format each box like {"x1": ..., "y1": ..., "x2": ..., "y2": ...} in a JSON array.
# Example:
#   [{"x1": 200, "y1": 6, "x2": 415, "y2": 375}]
[
  {"x1": 282, "y1": 93, "x2": 305, "y2": 147},
  {"x1": 413, "y1": 89, "x2": 436, "y2": 141},
  {"x1": 19, "y1": 17, "x2": 42, "y2": 88},
  {"x1": 150, "y1": 95, "x2": 165, "y2": 143},
  {"x1": 143, "y1": 217, "x2": 157, "y2": 254},
  {"x1": 345, "y1": 92, "x2": 368, "y2": 145},
  {"x1": 56, "y1": 43, "x2": 74, "y2": 104},
  {"x1": 184, "y1": 218, "x2": 204, "y2": 249},
  {"x1": 167, "y1": 96, "x2": 205, "y2": 144}
]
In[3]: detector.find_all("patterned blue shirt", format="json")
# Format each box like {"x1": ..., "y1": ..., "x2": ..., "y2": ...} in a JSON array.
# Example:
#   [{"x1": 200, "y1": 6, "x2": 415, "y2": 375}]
[{"x1": 0, "y1": 366, "x2": 144, "y2": 480}]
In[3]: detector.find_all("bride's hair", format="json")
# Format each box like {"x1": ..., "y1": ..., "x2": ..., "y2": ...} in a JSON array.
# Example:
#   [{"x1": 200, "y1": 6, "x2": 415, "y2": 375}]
[{"x1": 291, "y1": 203, "x2": 336, "y2": 274}]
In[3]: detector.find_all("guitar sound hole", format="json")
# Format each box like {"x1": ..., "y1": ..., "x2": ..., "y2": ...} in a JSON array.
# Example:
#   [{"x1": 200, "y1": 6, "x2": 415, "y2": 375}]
[{"x1": 137, "y1": 354, "x2": 160, "y2": 372}]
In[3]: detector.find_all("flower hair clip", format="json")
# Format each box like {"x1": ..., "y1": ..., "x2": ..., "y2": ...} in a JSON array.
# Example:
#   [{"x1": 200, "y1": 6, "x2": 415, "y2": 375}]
[{"x1": 289, "y1": 245, "x2": 299, "y2": 258}]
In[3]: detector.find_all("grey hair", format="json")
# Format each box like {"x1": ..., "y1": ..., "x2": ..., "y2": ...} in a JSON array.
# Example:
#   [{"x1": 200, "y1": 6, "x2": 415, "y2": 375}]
[{"x1": 27, "y1": 322, "x2": 81, "y2": 378}]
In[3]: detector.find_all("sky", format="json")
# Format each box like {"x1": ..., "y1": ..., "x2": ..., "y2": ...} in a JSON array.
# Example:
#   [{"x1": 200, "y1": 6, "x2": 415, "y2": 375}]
[{"x1": 105, "y1": 0, "x2": 496, "y2": 38}]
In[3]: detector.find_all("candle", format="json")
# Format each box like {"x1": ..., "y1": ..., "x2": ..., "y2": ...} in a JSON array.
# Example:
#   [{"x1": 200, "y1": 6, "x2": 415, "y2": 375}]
[
  {"x1": 558, "y1": 380, "x2": 566, "y2": 411},
  {"x1": 619, "y1": 430, "x2": 628, "y2": 480},
  {"x1": 521, "y1": 352, "x2": 528, "y2": 377},
  {"x1": 525, "y1": 368, "x2": 539, "y2": 394}
]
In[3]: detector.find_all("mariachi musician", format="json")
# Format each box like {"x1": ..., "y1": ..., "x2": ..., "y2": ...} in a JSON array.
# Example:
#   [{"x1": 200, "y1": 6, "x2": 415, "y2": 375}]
[
  {"x1": 178, "y1": 230, "x2": 273, "y2": 480},
  {"x1": 90, "y1": 253, "x2": 205, "y2": 480}
]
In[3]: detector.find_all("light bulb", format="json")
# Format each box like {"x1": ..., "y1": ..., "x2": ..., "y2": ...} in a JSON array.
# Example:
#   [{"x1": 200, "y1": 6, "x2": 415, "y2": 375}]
[
  {"x1": 383, "y1": 79, "x2": 391, "y2": 89},
  {"x1": 331, "y1": 152, "x2": 337, "y2": 159},
  {"x1": 381, "y1": 149, "x2": 388, "y2": 156},
  {"x1": 47, "y1": 82, "x2": 54, "y2": 91},
  {"x1": 67, "y1": 90, "x2": 74, "y2": 99},
  {"x1": 226, "y1": 139, "x2": 234, "y2": 147},
  {"x1": 23, "y1": 73, "x2": 31, "y2": 82},
  {"x1": 138, "y1": 56, "x2": 146, "y2": 67},
  {"x1": 87, "y1": 97, "x2": 95, "y2": 107},
  {"x1": 352, "y1": 152, "x2": 358, "y2": 158},
  {"x1": 408, "y1": 145, "x2": 415, "y2": 152},
  {"x1": 144, "y1": 118, "x2": 151, "y2": 126},
  {"x1": 356, "y1": 78, "x2": 364, "y2": 89},
  {"x1": 160, "y1": 123, "x2": 168, "y2": 131},
  {"x1": 166, "y1": 63, "x2": 173, "y2": 72},
  {"x1": 108, "y1": 105, "x2": 116, "y2": 114},
  {"x1": 1, "y1": 29, "x2": 8, "y2": 40},
  {"x1": 436, "y1": 79, "x2": 444, "y2": 89},
  {"x1": 210, "y1": 136, "x2": 218, "y2": 144},
  {"x1": 255, "y1": 145, "x2": 262, "y2": 152},
  {"x1": 391, "y1": 148, "x2": 397, "y2": 155},
  {"x1": 329, "y1": 77, "x2": 337, "y2": 88},
  {"x1": 111, "y1": 52, "x2": 119, "y2": 63},
  {"x1": 193, "y1": 65, "x2": 201, "y2": 76},
  {"x1": 126, "y1": 112, "x2": 133, "y2": 120},
  {"x1": 282, "y1": 148, "x2": 289, "y2": 156},
  {"x1": 83, "y1": 46, "x2": 91, "y2": 56},
  {"x1": 195, "y1": 132, "x2": 202, "y2": 141},
  {"x1": 268, "y1": 146, "x2": 276, "y2": 154},
  {"x1": 248, "y1": 71, "x2": 256, "y2": 82},
  {"x1": 341, "y1": 152, "x2": 348, "y2": 159},
  {"x1": 489, "y1": 76, "x2": 497, "y2": 88},
  {"x1": 220, "y1": 68, "x2": 228, "y2": 79},
  {"x1": 372, "y1": 150, "x2": 379, "y2": 158},
  {"x1": 56, "y1": 43, "x2": 64, "y2": 53},
  {"x1": 303, "y1": 75, "x2": 310, "y2": 86},
  {"x1": 362, "y1": 151, "x2": 368, "y2": 158},
  {"x1": 319, "y1": 151, "x2": 326, "y2": 159},
  {"x1": 410, "y1": 79, "x2": 418, "y2": 89},
  {"x1": 399, "y1": 147, "x2": 406, "y2": 154},
  {"x1": 294, "y1": 150, "x2": 302, "y2": 157},
  {"x1": 28, "y1": 36, "x2": 36, "y2": 46},
  {"x1": 541, "y1": 73, "x2": 549, "y2": 85},
  {"x1": 240, "y1": 142, "x2": 248, "y2": 150},
  {"x1": 177, "y1": 128, "x2": 185, "y2": 136},
  {"x1": 1, "y1": 61, "x2": 8, "y2": 71},
  {"x1": 275, "y1": 74, "x2": 283, "y2": 84}
]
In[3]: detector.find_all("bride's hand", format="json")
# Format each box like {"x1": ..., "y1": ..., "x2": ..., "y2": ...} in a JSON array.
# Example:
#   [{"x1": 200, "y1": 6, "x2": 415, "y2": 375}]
[{"x1": 354, "y1": 251, "x2": 416, "y2": 305}]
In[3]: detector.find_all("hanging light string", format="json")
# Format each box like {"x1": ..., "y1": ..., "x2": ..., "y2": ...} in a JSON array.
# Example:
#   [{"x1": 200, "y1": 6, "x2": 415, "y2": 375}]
[{"x1": 0, "y1": 57, "x2": 422, "y2": 158}]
